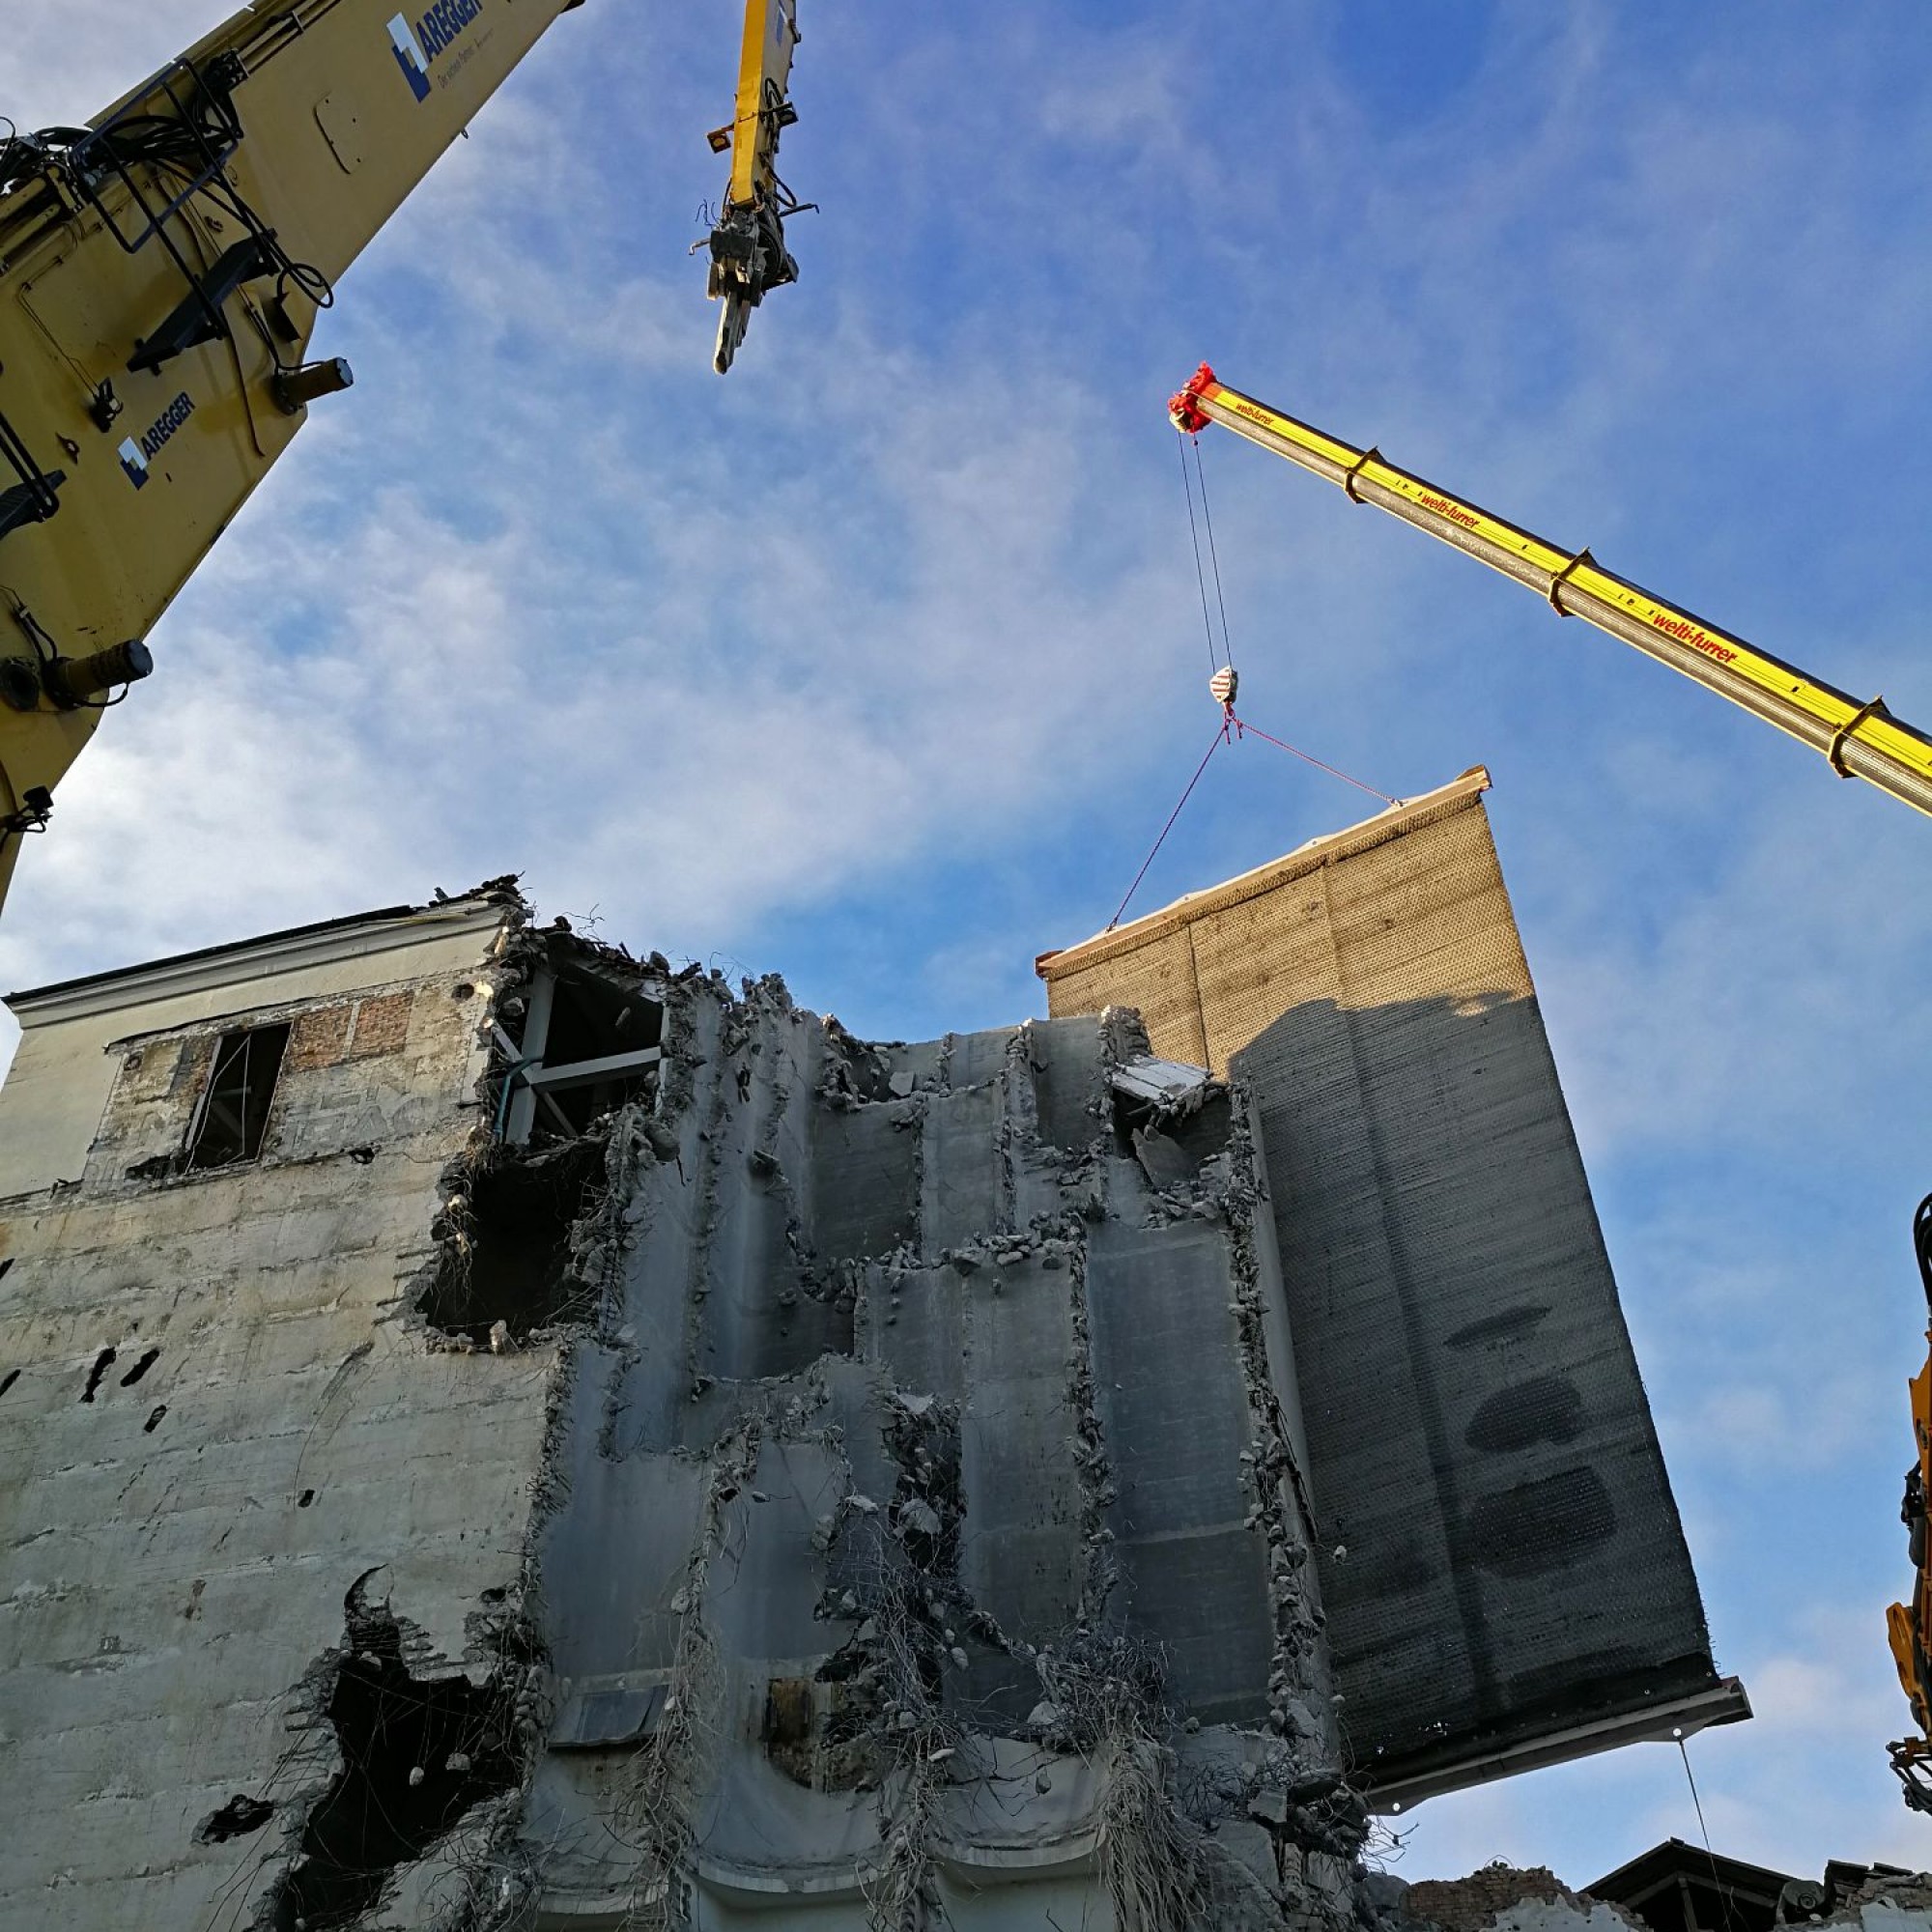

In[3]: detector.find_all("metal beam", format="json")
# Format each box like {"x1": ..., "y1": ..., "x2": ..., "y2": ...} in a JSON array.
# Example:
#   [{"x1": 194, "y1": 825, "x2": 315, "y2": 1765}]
[
  {"x1": 1363, "y1": 1675, "x2": 1752, "y2": 1814},
  {"x1": 504, "y1": 968, "x2": 555, "y2": 1146},
  {"x1": 522, "y1": 1046, "x2": 662, "y2": 1094}
]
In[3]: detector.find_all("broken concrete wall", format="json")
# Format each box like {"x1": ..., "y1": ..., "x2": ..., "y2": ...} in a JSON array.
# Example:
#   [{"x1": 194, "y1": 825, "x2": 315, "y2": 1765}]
[
  {"x1": 0, "y1": 892, "x2": 559, "y2": 1930},
  {"x1": 0, "y1": 891, "x2": 1368, "y2": 1931},
  {"x1": 1038, "y1": 772, "x2": 1743, "y2": 1804},
  {"x1": 1399, "y1": 1861, "x2": 1932, "y2": 1932},
  {"x1": 524, "y1": 980, "x2": 1352, "y2": 1925},
  {"x1": 0, "y1": 866, "x2": 1752, "y2": 1930}
]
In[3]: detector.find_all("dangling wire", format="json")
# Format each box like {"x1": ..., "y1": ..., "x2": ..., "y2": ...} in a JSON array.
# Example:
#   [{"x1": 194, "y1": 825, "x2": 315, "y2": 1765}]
[
  {"x1": 1191, "y1": 435, "x2": 1236, "y2": 673},
  {"x1": 1678, "y1": 1736, "x2": 1742, "y2": 1932},
  {"x1": 1177, "y1": 433, "x2": 1220, "y2": 673},
  {"x1": 1106, "y1": 420, "x2": 1398, "y2": 937},
  {"x1": 1108, "y1": 717, "x2": 1230, "y2": 930},
  {"x1": 1228, "y1": 712, "x2": 1398, "y2": 806}
]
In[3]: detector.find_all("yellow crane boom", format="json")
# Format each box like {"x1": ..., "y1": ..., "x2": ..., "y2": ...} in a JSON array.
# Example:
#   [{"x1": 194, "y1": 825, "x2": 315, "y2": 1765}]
[
  {"x1": 1168, "y1": 367, "x2": 1932, "y2": 1810},
  {"x1": 1169, "y1": 363, "x2": 1932, "y2": 819}
]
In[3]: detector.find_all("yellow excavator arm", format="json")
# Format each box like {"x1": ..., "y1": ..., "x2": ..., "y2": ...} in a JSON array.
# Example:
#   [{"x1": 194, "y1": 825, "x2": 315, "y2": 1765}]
[
  {"x1": 0, "y1": 0, "x2": 584, "y2": 911},
  {"x1": 0, "y1": 0, "x2": 810, "y2": 924},
  {"x1": 703, "y1": 0, "x2": 804, "y2": 375},
  {"x1": 1169, "y1": 364, "x2": 1932, "y2": 820}
]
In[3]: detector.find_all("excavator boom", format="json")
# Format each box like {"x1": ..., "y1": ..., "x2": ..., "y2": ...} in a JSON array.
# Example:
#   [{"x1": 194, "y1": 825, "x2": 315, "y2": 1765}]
[
  {"x1": 704, "y1": 0, "x2": 802, "y2": 374},
  {"x1": 0, "y1": 0, "x2": 582, "y2": 911},
  {"x1": 1169, "y1": 364, "x2": 1932, "y2": 820},
  {"x1": 1889, "y1": 1193, "x2": 1932, "y2": 1812}
]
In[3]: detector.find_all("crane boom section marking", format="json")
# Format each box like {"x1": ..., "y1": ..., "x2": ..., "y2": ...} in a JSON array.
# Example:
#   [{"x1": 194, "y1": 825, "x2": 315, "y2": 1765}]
[{"x1": 1197, "y1": 380, "x2": 1932, "y2": 794}]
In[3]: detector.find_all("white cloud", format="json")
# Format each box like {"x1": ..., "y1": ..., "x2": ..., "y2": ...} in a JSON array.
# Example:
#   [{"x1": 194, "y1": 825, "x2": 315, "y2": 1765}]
[{"x1": 4, "y1": 0, "x2": 217, "y2": 129}]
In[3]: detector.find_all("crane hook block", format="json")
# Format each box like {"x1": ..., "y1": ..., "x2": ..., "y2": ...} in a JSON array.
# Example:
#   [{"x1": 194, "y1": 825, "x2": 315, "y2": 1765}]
[
  {"x1": 1170, "y1": 362, "x2": 1218, "y2": 436},
  {"x1": 1210, "y1": 666, "x2": 1237, "y2": 708}
]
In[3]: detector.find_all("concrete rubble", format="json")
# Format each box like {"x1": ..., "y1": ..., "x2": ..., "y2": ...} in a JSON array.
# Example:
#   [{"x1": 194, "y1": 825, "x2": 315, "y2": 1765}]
[
  {"x1": 0, "y1": 779, "x2": 1773, "y2": 1928},
  {"x1": 1406, "y1": 1861, "x2": 1932, "y2": 1932}
]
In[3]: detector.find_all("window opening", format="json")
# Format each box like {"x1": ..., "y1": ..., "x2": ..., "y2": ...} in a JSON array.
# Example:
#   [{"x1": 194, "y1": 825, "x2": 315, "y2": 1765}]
[
  {"x1": 185, "y1": 1022, "x2": 291, "y2": 1169},
  {"x1": 498, "y1": 960, "x2": 663, "y2": 1145}
]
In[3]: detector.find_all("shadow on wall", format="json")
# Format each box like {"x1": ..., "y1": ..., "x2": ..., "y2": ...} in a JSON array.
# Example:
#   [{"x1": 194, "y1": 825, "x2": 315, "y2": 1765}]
[{"x1": 1231, "y1": 987, "x2": 1720, "y2": 1786}]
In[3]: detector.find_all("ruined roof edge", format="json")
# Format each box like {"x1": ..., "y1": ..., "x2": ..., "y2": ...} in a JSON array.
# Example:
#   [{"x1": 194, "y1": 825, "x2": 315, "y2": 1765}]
[
  {"x1": 1035, "y1": 765, "x2": 1492, "y2": 982},
  {"x1": 8, "y1": 894, "x2": 516, "y2": 1028}
]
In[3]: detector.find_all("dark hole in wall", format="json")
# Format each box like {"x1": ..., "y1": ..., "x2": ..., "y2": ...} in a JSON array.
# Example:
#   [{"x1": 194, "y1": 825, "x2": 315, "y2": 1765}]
[
  {"x1": 121, "y1": 1347, "x2": 160, "y2": 1388},
  {"x1": 263, "y1": 1577, "x2": 522, "y2": 1931},
  {"x1": 523, "y1": 964, "x2": 664, "y2": 1141},
  {"x1": 80, "y1": 1347, "x2": 115, "y2": 1402},
  {"x1": 186, "y1": 1022, "x2": 292, "y2": 1170},
  {"x1": 1113, "y1": 1089, "x2": 1230, "y2": 1188},
  {"x1": 194, "y1": 1793, "x2": 273, "y2": 1843},
  {"x1": 1110, "y1": 1086, "x2": 1228, "y2": 1162},
  {"x1": 1166, "y1": 1091, "x2": 1234, "y2": 1164},
  {"x1": 0, "y1": 1256, "x2": 13, "y2": 1279},
  {"x1": 420, "y1": 1139, "x2": 605, "y2": 1343},
  {"x1": 0, "y1": 1369, "x2": 16, "y2": 1399},
  {"x1": 145, "y1": 1404, "x2": 167, "y2": 1433}
]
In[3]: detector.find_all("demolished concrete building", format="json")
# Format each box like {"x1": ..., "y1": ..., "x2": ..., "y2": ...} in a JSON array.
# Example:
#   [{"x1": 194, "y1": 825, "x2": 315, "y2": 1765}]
[{"x1": 0, "y1": 777, "x2": 1744, "y2": 1928}]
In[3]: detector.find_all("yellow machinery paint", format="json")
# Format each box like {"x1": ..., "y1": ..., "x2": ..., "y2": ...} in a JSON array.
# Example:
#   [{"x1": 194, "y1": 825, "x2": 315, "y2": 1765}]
[
  {"x1": 0, "y1": 0, "x2": 582, "y2": 912},
  {"x1": 705, "y1": 0, "x2": 803, "y2": 373},
  {"x1": 0, "y1": 0, "x2": 808, "y2": 923}
]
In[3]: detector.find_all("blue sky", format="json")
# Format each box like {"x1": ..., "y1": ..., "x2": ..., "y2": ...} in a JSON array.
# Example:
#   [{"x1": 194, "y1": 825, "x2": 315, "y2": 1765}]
[{"x1": 10, "y1": 0, "x2": 1932, "y2": 1889}]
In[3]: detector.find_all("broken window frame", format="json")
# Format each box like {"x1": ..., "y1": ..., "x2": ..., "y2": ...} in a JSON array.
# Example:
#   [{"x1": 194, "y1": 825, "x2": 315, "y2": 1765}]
[
  {"x1": 496, "y1": 955, "x2": 665, "y2": 1146},
  {"x1": 183, "y1": 1020, "x2": 292, "y2": 1170}
]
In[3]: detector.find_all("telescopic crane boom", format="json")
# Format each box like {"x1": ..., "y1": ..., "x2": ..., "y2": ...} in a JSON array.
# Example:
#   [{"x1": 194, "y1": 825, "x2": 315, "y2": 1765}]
[
  {"x1": 1169, "y1": 364, "x2": 1932, "y2": 820},
  {"x1": 0, "y1": 0, "x2": 808, "y2": 924}
]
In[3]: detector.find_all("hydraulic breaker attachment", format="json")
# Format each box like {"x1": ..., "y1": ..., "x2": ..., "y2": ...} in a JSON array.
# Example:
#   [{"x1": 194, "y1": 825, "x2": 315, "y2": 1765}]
[{"x1": 706, "y1": 0, "x2": 806, "y2": 374}]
